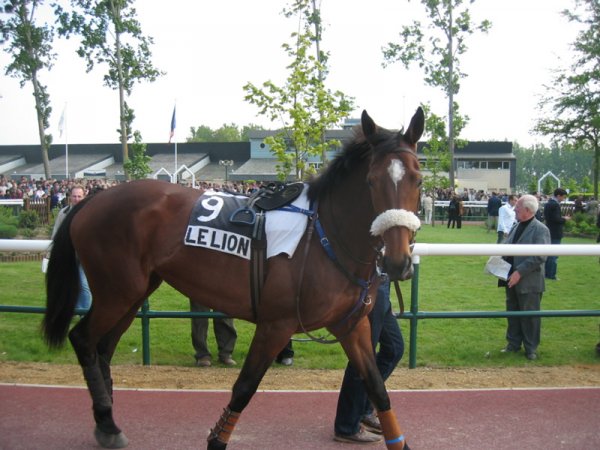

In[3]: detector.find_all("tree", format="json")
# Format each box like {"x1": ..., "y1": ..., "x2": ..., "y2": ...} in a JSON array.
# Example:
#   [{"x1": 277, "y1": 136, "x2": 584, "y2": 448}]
[
  {"x1": 187, "y1": 124, "x2": 264, "y2": 142},
  {"x1": 421, "y1": 102, "x2": 468, "y2": 195},
  {"x1": 243, "y1": 0, "x2": 353, "y2": 181},
  {"x1": 54, "y1": 0, "x2": 162, "y2": 175},
  {"x1": 1, "y1": 0, "x2": 55, "y2": 179},
  {"x1": 122, "y1": 130, "x2": 151, "y2": 179},
  {"x1": 513, "y1": 141, "x2": 593, "y2": 193},
  {"x1": 382, "y1": 0, "x2": 491, "y2": 189},
  {"x1": 534, "y1": 0, "x2": 600, "y2": 199}
]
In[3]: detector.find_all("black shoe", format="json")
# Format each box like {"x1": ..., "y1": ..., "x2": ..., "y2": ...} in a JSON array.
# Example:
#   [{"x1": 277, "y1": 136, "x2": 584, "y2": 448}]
[{"x1": 501, "y1": 345, "x2": 520, "y2": 353}]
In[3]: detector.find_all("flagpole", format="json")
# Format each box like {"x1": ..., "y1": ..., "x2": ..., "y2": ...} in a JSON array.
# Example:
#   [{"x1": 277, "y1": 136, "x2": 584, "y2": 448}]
[
  {"x1": 65, "y1": 105, "x2": 69, "y2": 179},
  {"x1": 59, "y1": 103, "x2": 69, "y2": 179},
  {"x1": 170, "y1": 102, "x2": 177, "y2": 183}
]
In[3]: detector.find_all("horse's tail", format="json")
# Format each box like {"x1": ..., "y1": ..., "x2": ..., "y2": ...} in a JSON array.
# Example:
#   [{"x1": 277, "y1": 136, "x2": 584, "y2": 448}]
[{"x1": 42, "y1": 203, "x2": 83, "y2": 348}]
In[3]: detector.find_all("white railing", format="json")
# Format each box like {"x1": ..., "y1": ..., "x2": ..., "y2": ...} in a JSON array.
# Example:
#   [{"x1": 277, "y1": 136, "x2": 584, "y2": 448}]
[{"x1": 1, "y1": 240, "x2": 599, "y2": 258}]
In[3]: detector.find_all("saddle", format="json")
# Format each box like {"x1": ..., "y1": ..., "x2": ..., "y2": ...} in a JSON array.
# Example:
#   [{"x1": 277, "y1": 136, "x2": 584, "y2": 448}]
[
  {"x1": 229, "y1": 182, "x2": 304, "y2": 226},
  {"x1": 228, "y1": 182, "x2": 305, "y2": 320}
]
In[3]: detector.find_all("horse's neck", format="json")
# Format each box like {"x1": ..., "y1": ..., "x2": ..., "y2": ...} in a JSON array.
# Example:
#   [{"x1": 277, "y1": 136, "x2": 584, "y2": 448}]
[{"x1": 319, "y1": 185, "x2": 377, "y2": 267}]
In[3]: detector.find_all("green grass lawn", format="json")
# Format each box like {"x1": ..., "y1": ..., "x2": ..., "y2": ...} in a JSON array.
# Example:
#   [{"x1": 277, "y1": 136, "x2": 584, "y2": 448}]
[{"x1": 1, "y1": 223, "x2": 598, "y2": 369}]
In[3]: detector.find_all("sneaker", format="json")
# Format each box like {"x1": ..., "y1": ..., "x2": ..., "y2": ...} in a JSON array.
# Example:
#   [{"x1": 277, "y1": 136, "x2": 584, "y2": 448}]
[
  {"x1": 526, "y1": 352, "x2": 538, "y2": 361},
  {"x1": 219, "y1": 356, "x2": 237, "y2": 366},
  {"x1": 334, "y1": 427, "x2": 383, "y2": 444},
  {"x1": 196, "y1": 356, "x2": 212, "y2": 367},
  {"x1": 500, "y1": 345, "x2": 520, "y2": 353},
  {"x1": 279, "y1": 357, "x2": 293, "y2": 366},
  {"x1": 360, "y1": 413, "x2": 382, "y2": 435}
]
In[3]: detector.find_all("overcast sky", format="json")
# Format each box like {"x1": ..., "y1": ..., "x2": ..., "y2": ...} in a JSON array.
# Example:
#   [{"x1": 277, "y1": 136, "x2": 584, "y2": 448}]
[{"x1": 0, "y1": 0, "x2": 582, "y2": 147}]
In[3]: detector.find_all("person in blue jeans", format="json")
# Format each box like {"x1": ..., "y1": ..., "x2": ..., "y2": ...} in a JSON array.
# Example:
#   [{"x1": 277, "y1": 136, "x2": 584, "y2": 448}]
[{"x1": 333, "y1": 277, "x2": 405, "y2": 444}]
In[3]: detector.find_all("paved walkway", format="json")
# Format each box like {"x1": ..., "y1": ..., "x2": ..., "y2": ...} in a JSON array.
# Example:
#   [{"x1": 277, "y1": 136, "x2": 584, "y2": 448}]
[{"x1": 1, "y1": 384, "x2": 598, "y2": 449}]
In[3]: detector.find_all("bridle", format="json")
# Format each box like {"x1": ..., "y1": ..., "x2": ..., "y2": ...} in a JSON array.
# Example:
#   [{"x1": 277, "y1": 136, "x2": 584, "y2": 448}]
[{"x1": 293, "y1": 145, "x2": 421, "y2": 343}]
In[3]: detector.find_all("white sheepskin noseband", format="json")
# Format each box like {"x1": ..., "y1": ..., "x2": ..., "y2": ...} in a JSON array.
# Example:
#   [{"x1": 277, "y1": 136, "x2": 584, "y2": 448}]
[{"x1": 370, "y1": 209, "x2": 421, "y2": 236}]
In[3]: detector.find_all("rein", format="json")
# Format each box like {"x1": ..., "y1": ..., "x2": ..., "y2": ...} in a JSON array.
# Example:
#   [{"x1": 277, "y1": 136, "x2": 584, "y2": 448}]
[{"x1": 293, "y1": 201, "x2": 379, "y2": 345}]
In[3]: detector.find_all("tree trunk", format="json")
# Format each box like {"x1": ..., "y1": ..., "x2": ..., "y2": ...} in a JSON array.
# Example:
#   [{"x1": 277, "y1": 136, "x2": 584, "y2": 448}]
[
  {"x1": 112, "y1": 3, "x2": 129, "y2": 178},
  {"x1": 594, "y1": 139, "x2": 599, "y2": 199},
  {"x1": 31, "y1": 72, "x2": 52, "y2": 180},
  {"x1": 447, "y1": 4, "x2": 455, "y2": 190}
]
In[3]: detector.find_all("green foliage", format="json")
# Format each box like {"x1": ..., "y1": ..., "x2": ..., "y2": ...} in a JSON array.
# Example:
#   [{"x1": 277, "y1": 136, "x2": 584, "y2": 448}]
[
  {"x1": 244, "y1": 0, "x2": 354, "y2": 181},
  {"x1": 18, "y1": 210, "x2": 39, "y2": 229},
  {"x1": 0, "y1": 227, "x2": 598, "y2": 369},
  {"x1": 513, "y1": 141, "x2": 594, "y2": 193},
  {"x1": 382, "y1": 0, "x2": 491, "y2": 187},
  {"x1": 565, "y1": 211, "x2": 596, "y2": 236},
  {"x1": 123, "y1": 131, "x2": 152, "y2": 180},
  {"x1": 187, "y1": 123, "x2": 266, "y2": 143},
  {"x1": 0, "y1": 223, "x2": 17, "y2": 238},
  {"x1": 421, "y1": 102, "x2": 469, "y2": 192},
  {"x1": 0, "y1": 206, "x2": 18, "y2": 226},
  {"x1": 1, "y1": 0, "x2": 55, "y2": 179},
  {"x1": 54, "y1": 0, "x2": 163, "y2": 164},
  {"x1": 534, "y1": 0, "x2": 600, "y2": 199}
]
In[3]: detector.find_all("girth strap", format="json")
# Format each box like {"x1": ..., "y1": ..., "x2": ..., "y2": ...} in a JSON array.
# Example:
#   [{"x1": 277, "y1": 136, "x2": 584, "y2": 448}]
[{"x1": 249, "y1": 212, "x2": 266, "y2": 321}]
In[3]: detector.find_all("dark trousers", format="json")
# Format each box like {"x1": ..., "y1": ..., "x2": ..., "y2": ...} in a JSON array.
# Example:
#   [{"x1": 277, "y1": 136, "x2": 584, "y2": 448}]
[
  {"x1": 190, "y1": 301, "x2": 237, "y2": 360},
  {"x1": 334, "y1": 280, "x2": 404, "y2": 436},
  {"x1": 276, "y1": 340, "x2": 294, "y2": 362},
  {"x1": 505, "y1": 288, "x2": 542, "y2": 354},
  {"x1": 544, "y1": 238, "x2": 561, "y2": 279}
]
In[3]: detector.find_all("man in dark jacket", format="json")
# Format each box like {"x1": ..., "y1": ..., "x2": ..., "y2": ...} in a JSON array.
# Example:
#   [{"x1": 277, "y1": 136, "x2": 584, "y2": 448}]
[
  {"x1": 487, "y1": 192, "x2": 502, "y2": 233},
  {"x1": 543, "y1": 188, "x2": 570, "y2": 280}
]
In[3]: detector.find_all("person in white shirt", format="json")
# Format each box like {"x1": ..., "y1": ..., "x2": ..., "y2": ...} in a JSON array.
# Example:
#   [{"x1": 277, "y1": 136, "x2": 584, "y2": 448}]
[
  {"x1": 422, "y1": 193, "x2": 433, "y2": 225},
  {"x1": 497, "y1": 194, "x2": 517, "y2": 243}
]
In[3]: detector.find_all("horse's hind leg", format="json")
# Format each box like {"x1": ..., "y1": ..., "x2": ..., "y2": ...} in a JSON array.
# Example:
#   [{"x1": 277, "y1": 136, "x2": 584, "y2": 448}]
[
  {"x1": 336, "y1": 317, "x2": 410, "y2": 450},
  {"x1": 69, "y1": 302, "x2": 144, "y2": 449},
  {"x1": 207, "y1": 323, "x2": 294, "y2": 450}
]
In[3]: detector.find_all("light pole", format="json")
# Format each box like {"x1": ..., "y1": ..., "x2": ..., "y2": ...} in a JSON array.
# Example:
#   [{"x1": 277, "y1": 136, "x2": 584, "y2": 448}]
[{"x1": 219, "y1": 160, "x2": 233, "y2": 182}]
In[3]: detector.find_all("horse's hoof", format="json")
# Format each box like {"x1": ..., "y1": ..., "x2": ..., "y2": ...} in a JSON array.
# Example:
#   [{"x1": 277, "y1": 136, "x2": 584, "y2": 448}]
[
  {"x1": 207, "y1": 436, "x2": 227, "y2": 450},
  {"x1": 94, "y1": 427, "x2": 129, "y2": 448}
]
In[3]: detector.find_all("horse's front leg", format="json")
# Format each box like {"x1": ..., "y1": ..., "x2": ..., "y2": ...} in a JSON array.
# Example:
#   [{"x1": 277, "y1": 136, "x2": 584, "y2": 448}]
[
  {"x1": 207, "y1": 323, "x2": 294, "y2": 450},
  {"x1": 336, "y1": 317, "x2": 410, "y2": 450}
]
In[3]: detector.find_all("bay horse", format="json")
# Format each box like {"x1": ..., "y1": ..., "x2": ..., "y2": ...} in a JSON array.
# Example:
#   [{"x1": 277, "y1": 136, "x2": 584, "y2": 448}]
[{"x1": 43, "y1": 107, "x2": 424, "y2": 449}]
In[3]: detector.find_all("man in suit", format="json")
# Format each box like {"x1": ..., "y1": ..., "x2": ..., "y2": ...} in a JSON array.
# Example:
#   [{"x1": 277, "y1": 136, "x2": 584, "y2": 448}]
[
  {"x1": 500, "y1": 194, "x2": 550, "y2": 361},
  {"x1": 543, "y1": 187, "x2": 570, "y2": 280}
]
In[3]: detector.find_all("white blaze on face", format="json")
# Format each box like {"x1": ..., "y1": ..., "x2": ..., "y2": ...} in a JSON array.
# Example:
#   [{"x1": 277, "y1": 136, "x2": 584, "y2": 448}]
[{"x1": 388, "y1": 159, "x2": 405, "y2": 190}]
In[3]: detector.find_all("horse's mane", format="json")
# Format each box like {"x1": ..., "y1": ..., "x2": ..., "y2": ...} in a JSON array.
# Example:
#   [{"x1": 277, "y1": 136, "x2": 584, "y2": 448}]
[{"x1": 307, "y1": 125, "x2": 400, "y2": 202}]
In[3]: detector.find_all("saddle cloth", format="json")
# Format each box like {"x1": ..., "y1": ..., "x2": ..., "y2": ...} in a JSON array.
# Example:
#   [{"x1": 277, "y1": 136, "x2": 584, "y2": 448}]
[{"x1": 184, "y1": 186, "x2": 310, "y2": 260}]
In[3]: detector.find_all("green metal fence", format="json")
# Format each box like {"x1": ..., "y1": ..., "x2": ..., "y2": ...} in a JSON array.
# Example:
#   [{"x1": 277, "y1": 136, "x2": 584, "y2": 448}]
[{"x1": 1, "y1": 241, "x2": 599, "y2": 368}]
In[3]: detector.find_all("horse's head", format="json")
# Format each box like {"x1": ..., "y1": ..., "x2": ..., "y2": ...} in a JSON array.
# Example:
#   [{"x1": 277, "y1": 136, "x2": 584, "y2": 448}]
[{"x1": 363, "y1": 107, "x2": 424, "y2": 281}]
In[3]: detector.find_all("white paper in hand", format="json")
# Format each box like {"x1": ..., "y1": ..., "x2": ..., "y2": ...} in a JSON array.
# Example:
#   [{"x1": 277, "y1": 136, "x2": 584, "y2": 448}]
[{"x1": 484, "y1": 256, "x2": 511, "y2": 281}]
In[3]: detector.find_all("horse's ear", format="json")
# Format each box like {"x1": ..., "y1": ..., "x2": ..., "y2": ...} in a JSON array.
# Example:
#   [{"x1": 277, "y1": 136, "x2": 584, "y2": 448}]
[
  {"x1": 361, "y1": 110, "x2": 377, "y2": 139},
  {"x1": 402, "y1": 107, "x2": 425, "y2": 146}
]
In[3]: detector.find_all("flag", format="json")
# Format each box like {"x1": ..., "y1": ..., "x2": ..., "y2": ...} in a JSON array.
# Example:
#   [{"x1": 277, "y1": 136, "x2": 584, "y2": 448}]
[
  {"x1": 169, "y1": 105, "x2": 176, "y2": 143},
  {"x1": 58, "y1": 106, "x2": 66, "y2": 138}
]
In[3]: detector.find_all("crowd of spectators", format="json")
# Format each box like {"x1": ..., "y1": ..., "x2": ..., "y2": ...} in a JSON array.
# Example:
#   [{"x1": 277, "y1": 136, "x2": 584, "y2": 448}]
[{"x1": 0, "y1": 174, "x2": 118, "y2": 207}]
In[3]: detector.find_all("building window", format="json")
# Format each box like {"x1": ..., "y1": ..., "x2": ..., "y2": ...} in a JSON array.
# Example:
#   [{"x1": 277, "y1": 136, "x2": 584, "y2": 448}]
[{"x1": 458, "y1": 161, "x2": 476, "y2": 169}]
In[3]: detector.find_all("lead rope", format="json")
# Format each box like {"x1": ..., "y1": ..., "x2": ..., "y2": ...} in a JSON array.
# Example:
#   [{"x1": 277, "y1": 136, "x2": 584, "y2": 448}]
[{"x1": 393, "y1": 280, "x2": 405, "y2": 316}]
